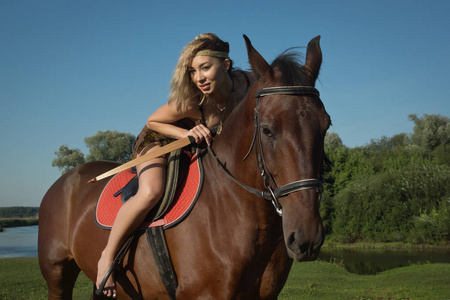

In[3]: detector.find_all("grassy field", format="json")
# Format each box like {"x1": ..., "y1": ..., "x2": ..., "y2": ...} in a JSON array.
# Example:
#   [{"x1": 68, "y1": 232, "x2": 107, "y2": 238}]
[
  {"x1": 0, "y1": 258, "x2": 449, "y2": 299},
  {"x1": 280, "y1": 260, "x2": 450, "y2": 299}
]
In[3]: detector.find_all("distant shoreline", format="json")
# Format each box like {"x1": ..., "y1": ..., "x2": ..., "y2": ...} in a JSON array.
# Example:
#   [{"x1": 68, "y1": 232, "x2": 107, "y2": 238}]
[
  {"x1": 0, "y1": 217, "x2": 39, "y2": 232},
  {"x1": 0, "y1": 207, "x2": 40, "y2": 232}
]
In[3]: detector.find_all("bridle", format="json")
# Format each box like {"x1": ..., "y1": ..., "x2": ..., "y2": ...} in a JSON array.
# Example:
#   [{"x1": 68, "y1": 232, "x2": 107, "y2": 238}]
[{"x1": 208, "y1": 85, "x2": 324, "y2": 216}]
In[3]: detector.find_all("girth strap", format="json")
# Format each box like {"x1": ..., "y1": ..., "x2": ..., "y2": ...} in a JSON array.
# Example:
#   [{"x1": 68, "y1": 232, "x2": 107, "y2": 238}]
[{"x1": 146, "y1": 226, "x2": 178, "y2": 300}]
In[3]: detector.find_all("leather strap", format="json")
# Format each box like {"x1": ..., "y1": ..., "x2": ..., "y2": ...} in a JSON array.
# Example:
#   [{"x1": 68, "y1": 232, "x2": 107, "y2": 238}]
[
  {"x1": 208, "y1": 145, "x2": 323, "y2": 202},
  {"x1": 147, "y1": 226, "x2": 178, "y2": 300},
  {"x1": 255, "y1": 86, "x2": 320, "y2": 98}
]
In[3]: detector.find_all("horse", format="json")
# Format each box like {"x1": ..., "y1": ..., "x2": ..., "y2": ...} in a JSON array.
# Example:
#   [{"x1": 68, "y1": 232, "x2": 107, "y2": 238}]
[{"x1": 38, "y1": 34, "x2": 330, "y2": 299}]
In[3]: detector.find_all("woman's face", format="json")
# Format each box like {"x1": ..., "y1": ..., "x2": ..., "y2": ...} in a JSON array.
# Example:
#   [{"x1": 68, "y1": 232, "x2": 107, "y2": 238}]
[{"x1": 188, "y1": 55, "x2": 230, "y2": 95}]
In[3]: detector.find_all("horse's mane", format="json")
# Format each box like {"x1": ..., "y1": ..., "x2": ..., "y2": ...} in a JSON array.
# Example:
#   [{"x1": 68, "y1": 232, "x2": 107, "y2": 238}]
[{"x1": 270, "y1": 48, "x2": 310, "y2": 86}]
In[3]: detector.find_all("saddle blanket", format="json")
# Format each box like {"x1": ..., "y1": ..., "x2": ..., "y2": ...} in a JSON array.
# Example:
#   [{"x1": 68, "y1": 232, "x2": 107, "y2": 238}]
[{"x1": 95, "y1": 152, "x2": 202, "y2": 230}]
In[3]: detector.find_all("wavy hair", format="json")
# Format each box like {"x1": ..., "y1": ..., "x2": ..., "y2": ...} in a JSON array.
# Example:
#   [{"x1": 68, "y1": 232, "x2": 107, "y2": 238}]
[{"x1": 168, "y1": 33, "x2": 234, "y2": 111}]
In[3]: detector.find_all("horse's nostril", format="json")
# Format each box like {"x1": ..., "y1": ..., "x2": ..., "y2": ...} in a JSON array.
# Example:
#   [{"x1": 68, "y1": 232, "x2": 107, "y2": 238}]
[
  {"x1": 288, "y1": 232, "x2": 309, "y2": 253},
  {"x1": 299, "y1": 242, "x2": 310, "y2": 255},
  {"x1": 288, "y1": 232, "x2": 296, "y2": 247}
]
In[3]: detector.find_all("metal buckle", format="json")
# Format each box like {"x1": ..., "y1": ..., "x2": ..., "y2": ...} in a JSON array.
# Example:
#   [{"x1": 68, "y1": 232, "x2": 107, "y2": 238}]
[{"x1": 268, "y1": 186, "x2": 283, "y2": 216}]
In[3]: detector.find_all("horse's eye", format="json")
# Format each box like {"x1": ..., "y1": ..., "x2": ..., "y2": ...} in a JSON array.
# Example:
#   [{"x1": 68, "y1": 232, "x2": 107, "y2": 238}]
[{"x1": 261, "y1": 126, "x2": 273, "y2": 137}]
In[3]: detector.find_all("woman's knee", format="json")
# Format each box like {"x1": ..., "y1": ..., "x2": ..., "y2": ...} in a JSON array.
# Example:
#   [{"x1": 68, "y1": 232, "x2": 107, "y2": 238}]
[
  {"x1": 134, "y1": 157, "x2": 166, "y2": 208},
  {"x1": 134, "y1": 184, "x2": 164, "y2": 207}
]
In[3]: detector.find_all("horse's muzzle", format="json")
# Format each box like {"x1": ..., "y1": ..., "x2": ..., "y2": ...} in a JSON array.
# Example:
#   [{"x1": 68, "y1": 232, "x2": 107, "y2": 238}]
[{"x1": 285, "y1": 226, "x2": 324, "y2": 262}]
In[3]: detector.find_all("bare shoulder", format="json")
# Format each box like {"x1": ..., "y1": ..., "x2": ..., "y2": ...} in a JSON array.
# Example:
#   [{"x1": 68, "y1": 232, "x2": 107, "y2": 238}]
[
  {"x1": 186, "y1": 102, "x2": 202, "y2": 120},
  {"x1": 148, "y1": 102, "x2": 200, "y2": 124}
]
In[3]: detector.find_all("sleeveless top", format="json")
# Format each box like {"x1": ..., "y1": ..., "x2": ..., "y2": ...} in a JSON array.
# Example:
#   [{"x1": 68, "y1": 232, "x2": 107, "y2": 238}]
[{"x1": 131, "y1": 71, "x2": 252, "y2": 159}]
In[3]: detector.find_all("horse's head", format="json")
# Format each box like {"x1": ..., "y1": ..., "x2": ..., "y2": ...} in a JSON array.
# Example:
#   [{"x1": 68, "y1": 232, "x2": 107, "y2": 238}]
[{"x1": 244, "y1": 35, "x2": 330, "y2": 261}]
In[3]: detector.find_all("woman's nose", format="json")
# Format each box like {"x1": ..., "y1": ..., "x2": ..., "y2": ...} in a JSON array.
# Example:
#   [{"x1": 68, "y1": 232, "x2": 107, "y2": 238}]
[{"x1": 196, "y1": 71, "x2": 205, "y2": 82}]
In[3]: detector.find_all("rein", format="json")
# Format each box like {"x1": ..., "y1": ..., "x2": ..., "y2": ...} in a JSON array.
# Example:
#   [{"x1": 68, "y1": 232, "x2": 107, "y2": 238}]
[{"x1": 209, "y1": 86, "x2": 324, "y2": 216}]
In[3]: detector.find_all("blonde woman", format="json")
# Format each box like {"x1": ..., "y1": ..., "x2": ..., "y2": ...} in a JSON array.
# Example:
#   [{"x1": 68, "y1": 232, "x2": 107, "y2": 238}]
[{"x1": 96, "y1": 33, "x2": 253, "y2": 298}]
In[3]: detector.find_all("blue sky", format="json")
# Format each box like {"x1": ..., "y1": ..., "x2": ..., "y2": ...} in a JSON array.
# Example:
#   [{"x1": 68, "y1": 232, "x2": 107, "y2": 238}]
[{"x1": 1, "y1": 0, "x2": 449, "y2": 207}]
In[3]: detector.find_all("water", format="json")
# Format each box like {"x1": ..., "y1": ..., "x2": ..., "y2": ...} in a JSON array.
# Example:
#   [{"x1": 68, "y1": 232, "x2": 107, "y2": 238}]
[
  {"x1": 1, "y1": 226, "x2": 449, "y2": 275},
  {"x1": 319, "y1": 247, "x2": 450, "y2": 275},
  {"x1": 0, "y1": 225, "x2": 38, "y2": 258}
]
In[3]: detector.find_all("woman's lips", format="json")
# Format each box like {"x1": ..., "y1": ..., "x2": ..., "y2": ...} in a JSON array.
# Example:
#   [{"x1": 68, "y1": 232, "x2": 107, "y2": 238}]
[{"x1": 199, "y1": 83, "x2": 210, "y2": 91}]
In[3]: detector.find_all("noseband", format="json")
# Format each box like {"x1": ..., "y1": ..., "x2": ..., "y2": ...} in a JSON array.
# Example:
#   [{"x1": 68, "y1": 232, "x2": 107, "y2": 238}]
[{"x1": 209, "y1": 86, "x2": 324, "y2": 216}]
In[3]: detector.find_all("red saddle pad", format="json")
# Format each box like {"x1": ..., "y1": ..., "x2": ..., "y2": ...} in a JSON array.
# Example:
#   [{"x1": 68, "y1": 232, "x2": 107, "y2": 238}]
[{"x1": 95, "y1": 152, "x2": 202, "y2": 229}]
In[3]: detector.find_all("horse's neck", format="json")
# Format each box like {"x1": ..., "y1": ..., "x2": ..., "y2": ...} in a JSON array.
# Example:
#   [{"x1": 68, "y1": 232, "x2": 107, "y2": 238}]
[{"x1": 202, "y1": 91, "x2": 281, "y2": 228}]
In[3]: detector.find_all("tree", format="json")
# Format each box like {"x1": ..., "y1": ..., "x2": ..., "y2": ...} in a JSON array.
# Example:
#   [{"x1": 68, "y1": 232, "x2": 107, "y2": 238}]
[
  {"x1": 52, "y1": 145, "x2": 85, "y2": 174},
  {"x1": 409, "y1": 114, "x2": 450, "y2": 152},
  {"x1": 52, "y1": 131, "x2": 135, "y2": 174},
  {"x1": 324, "y1": 132, "x2": 344, "y2": 149},
  {"x1": 84, "y1": 130, "x2": 135, "y2": 163}
]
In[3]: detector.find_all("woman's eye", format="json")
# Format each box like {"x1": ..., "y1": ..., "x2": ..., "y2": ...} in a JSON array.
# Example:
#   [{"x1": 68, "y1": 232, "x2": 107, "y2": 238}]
[{"x1": 261, "y1": 126, "x2": 273, "y2": 137}]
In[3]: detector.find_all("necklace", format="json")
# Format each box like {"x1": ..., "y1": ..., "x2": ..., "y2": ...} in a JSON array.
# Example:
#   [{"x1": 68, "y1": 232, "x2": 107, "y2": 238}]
[
  {"x1": 216, "y1": 80, "x2": 234, "y2": 135},
  {"x1": 212, "y1": 98, "x2": 227, "y2": 112},
  {"x1": 212, "y1": 82, "x2": 233, "y2": 112}
]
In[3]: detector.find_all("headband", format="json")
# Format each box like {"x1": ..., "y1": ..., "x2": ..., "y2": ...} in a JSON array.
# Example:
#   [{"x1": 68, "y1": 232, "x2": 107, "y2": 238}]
[{"x1": 195, "y1": 50, "x2": 229, "y2": 59}]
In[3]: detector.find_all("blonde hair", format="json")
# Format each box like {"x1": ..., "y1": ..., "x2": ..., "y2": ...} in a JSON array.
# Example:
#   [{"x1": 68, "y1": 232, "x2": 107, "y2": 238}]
[{"x1": 168, "y1": 33, "x2": 233, "y2": 111}]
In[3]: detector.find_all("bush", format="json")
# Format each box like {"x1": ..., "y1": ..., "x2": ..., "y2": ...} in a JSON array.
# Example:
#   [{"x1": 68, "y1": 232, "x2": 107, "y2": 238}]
[
  {"x1": 409, "y1": 198, "x2": 450, "y2": 244},
  {"x1": 330, "y1": 163, "x2": 450, "y2": 243}
]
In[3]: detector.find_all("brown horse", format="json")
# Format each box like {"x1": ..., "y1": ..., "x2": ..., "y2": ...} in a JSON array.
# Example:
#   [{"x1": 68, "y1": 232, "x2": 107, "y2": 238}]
[{"x1": 38, "y1": 35, "x2": 330, "y2": 299}]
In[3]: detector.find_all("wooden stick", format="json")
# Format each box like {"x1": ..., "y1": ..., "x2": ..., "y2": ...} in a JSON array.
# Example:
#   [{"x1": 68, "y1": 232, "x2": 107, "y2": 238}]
[{"x1": 87, "y1": 136, "x2": 195, "y2": 183}]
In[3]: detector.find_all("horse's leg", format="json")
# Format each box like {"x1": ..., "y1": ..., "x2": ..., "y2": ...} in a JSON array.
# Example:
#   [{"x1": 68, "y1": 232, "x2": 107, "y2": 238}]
[
  {"x1": 38, "y1": 175, "x2": 81, "y2": 300},
  {"x1": 259, "y1": 241, "x2": 293, "y2": 299},
  {"x1": 39, "y1": 257, "x2": 81, "y2": 300}
]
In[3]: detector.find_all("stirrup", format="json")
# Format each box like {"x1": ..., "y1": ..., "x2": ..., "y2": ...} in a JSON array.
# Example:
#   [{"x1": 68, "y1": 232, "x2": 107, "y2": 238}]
[
  {"x1": 95, "y1": 234, "x2": 135, "y2": 296},
  {"x1": 95, "y1": 261, "x2": 117, "y2": 296}
]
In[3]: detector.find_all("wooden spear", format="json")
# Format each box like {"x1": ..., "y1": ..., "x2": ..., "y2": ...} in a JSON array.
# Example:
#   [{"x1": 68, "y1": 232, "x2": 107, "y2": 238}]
[{"x1": 87, "y1": 136, "x2": 196, "y2": 183}]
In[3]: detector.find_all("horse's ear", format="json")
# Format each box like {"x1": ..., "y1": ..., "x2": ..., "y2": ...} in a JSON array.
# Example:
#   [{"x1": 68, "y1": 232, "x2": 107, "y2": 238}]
[
  {"x1": 304, "y1": 35, "x2": 322, "y2": 83},
  {"x1": 243, "y1": 34, "x2": 272, "y2": 81}
]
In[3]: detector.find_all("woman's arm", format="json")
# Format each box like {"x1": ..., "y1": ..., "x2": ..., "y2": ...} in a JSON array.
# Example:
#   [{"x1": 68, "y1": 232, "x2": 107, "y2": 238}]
[{"x1": 146, "y1": 103, "x2": 212, "y2": 145}]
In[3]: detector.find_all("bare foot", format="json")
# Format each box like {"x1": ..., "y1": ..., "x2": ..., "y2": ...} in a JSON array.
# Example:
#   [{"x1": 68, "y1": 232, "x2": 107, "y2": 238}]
[{"x1": 96, "y1": 253, "x2": 117, "y2": 298}]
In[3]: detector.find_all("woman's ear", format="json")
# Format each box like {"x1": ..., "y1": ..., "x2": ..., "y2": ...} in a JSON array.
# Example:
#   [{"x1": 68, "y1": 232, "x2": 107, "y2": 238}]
[{"x1": 224, "y1": 58, "x2": 231, "y2": 72}]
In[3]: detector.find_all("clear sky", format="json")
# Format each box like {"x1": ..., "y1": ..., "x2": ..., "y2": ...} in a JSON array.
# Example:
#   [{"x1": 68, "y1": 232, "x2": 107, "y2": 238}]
[{"x1": 1, "y1": 0, "x2": 449, "y2": 207}]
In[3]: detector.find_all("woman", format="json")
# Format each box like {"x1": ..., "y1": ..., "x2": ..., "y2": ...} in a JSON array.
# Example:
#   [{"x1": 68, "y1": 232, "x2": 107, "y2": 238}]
[{"x1": 96, "y1": 33, "x2": 253, "y2": 298}]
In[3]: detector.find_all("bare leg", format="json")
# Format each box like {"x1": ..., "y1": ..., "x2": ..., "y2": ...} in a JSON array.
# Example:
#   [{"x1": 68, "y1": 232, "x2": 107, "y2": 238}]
[{"x1": 96, "y1": 151, "x2": 166, "y2": 298}]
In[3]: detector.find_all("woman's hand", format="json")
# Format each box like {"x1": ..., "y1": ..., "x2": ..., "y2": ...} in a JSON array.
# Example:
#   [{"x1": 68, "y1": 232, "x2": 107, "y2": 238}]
[{"x1": 186, "y1": 124, "x2": 213, "y2": 145}]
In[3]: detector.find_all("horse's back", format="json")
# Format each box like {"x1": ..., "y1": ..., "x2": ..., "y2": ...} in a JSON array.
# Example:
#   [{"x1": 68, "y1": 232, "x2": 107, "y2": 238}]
[{"x1": 39, "y1": 161, "x2": 119, "y2": 237}]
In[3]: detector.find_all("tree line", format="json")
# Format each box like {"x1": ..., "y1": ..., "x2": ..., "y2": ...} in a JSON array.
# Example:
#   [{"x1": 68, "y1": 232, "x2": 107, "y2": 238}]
[
  {"x1": 53, "y1": 114, "x2": 449, "y2": 244},
  {"x1": 322, "y1": 114, "x2": 449, "y2": 244},
  {"x1": 0, "y1": 207, "x2": 40, "y2": 230},
  {"x1": 0, "y1": 206, "x2": 39, "y2": 218}
]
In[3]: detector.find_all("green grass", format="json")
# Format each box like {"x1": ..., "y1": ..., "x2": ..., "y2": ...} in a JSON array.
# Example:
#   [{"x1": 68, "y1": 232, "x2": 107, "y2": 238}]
[
  {"x1": 0, "y1": 258, "x2": 92, "y2": 300},
  {"x1": 279, "y1": 260, "x2": 450, "y2": 299},
  {"x1": 1, "y1": 258, "x2": 449, "y2": 299}
]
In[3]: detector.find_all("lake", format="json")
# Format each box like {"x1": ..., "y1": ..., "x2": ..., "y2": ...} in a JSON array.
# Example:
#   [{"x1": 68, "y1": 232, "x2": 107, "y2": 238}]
[
  {"x1": 318, "y1": 247, "x2": 450, "y2": 275},
  {"x1": 0, "y1": 225, "x2": 38, "y2": 258},
  {"x1": 1, "y1": 226, "x2": 449, "y2": 275}
]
